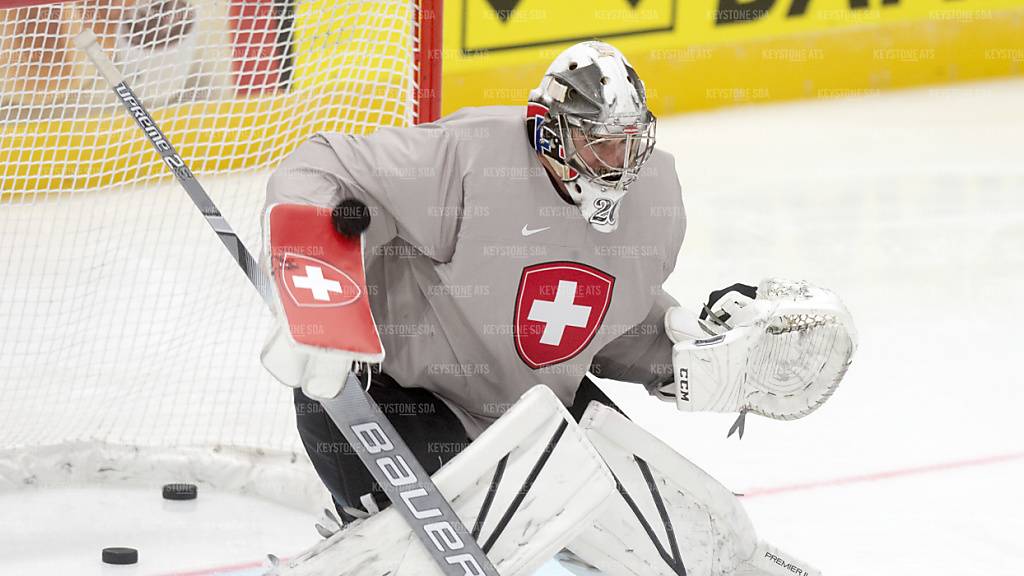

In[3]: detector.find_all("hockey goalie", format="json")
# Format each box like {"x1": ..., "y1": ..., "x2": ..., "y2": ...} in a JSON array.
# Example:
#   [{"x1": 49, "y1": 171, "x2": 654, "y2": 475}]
[{"x1": 260, "y1": 41, "x2": 857, "y2": 576}]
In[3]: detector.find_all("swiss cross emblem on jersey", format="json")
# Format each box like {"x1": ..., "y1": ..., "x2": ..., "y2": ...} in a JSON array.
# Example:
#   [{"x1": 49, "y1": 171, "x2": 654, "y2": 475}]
[
  {"x1": 281, "y1": 253, "x2": 361, "y2": 308},
  {"x1": 514, "y1": 261, "x2": 615, "y2": 369}
]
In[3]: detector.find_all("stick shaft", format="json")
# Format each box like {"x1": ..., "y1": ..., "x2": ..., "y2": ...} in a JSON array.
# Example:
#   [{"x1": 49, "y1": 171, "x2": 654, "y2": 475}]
[{"x1": 76, "y1": 30, "x2": 275, "y2": 308}]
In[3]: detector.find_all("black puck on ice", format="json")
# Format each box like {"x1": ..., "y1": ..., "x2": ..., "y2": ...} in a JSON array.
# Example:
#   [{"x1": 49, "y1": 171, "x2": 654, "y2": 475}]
[
  {"x1": 102, "y1": 547, "x2": 138, "y2": 565},
  {"x1": 162, "y1": 483, "x2": 198, "y2": 501}
]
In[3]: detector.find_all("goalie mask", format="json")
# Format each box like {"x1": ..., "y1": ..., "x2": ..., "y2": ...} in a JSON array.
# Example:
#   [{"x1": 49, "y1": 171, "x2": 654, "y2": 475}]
[{"x1": 526, "y1": 41, "x2": 656, "y2": 233}]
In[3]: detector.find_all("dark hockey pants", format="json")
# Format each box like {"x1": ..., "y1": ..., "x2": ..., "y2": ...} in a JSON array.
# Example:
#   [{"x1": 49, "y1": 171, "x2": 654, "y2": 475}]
[{"x1": 293, "y1": 372, "x2": 622, "y2": 522}]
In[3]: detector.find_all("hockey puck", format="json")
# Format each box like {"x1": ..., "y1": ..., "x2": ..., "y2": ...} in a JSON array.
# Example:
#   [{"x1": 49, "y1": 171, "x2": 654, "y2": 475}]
[
  {"x1": 162, "y1": 483, "x2": 198, "y2": 501},
  {"x1": 102, "y1": 547, "x2": 138, "y2": 565}
]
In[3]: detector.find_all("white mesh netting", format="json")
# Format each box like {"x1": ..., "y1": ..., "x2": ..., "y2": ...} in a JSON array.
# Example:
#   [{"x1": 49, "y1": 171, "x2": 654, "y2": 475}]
[{"x1": 0, "y1": 0, "x2": 427, "y2": 504}]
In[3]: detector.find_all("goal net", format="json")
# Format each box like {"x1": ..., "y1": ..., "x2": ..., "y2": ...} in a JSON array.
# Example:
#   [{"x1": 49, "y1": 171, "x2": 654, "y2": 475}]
[{"x1": 0, "y1": 0, "x2": 439, "y2": 508}]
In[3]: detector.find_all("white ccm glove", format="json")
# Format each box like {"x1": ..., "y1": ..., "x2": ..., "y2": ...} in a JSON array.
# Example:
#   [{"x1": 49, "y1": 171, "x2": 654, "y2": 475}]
[{"x1": 658, "y1": 278, "x2": 857, "y2": 422}]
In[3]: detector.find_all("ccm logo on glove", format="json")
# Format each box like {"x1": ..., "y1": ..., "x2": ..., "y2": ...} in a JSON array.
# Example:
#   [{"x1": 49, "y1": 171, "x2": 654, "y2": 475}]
[{"x1": 677, "y1": 367, "x2": 690, "y2": 402}]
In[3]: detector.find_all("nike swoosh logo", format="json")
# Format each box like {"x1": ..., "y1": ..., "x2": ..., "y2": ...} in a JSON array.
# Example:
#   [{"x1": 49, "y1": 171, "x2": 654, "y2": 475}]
[{"x1": 521, "y1": 225, "x2": 551, "y2": 237}]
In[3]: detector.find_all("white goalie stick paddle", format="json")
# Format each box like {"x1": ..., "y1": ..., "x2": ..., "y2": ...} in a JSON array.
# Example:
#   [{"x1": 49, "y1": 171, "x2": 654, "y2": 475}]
[{"x1": 75, "y1": 30, "x2": 500, "y2": 576}]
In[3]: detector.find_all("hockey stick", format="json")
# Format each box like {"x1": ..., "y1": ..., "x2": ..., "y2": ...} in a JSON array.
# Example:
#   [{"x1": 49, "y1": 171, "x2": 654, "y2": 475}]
[{"x1": 75, "y1": 30, "x2": 500, "y2": 576}]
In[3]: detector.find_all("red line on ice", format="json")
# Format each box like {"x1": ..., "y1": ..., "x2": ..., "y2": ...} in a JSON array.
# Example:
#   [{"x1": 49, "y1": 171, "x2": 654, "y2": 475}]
[
  {"x1": 156, "y1": 558, "x2": 267, "y2": 576},
  {"x1": 740, "y1": 450, "x2": 1024, "y2": 498}
]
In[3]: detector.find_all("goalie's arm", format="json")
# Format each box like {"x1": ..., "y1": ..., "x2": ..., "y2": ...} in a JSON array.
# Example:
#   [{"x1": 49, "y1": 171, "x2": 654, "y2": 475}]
[
  {"x1": 589, "y1": 185, "x2": 685, "y2": 390},
  {"x1": 588, "y1": 288, "x2": 679, "y2": 390},
  {"x1": 264, "y1": 125, "x2": 465, "y2": 265}
]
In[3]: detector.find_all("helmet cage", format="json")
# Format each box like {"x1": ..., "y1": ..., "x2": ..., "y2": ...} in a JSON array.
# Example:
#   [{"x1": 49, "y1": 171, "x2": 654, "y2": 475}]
[
  {"x1": 560, "y1": 113, "x2": 656, "y2": 189},
  {"x1": 530, "y1": 108, "x2": 656, "y2": 190}
]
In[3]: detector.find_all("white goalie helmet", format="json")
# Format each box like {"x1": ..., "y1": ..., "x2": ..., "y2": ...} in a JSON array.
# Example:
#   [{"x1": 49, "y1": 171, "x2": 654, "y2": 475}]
[{"x1": 527, "y1": 41, "x2": 656, "y2": 233}]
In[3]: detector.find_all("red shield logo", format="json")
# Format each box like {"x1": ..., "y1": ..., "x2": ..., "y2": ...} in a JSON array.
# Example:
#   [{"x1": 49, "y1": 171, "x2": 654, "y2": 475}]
[
  {"x1": 281, "y1": 253, "x2": 362, "y2": 308},
  {"x1": 514, "y1": 261, "x2": 615, "y2": 369},
  {"x1": 267, "y1": 203, "x2": 383, "y2": 358}
]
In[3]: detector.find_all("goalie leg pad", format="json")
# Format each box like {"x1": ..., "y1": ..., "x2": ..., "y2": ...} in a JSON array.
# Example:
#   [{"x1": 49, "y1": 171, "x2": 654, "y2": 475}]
[
  {"x1": 565, "y1": 402, "x2": 822, "y2": 576},
  {"x1": 272, "y1": 385, "x2": 616, "y2": 576}
]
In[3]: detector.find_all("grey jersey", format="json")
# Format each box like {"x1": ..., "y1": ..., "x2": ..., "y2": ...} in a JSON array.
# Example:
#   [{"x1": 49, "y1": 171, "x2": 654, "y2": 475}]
[{"x1": 265, "y1": 106, "x2": 686, "y2": 437}]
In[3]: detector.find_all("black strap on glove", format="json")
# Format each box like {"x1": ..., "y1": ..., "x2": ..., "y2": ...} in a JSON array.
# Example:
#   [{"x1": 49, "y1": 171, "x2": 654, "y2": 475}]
[{"x1": 699, "y1": 282, "x2": 758, "y2": 327}]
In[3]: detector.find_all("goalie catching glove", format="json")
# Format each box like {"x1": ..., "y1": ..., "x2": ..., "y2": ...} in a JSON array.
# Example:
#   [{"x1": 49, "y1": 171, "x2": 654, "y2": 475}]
[{"x1": 657, "y1": 278, "x2": 857, "y2": 421}]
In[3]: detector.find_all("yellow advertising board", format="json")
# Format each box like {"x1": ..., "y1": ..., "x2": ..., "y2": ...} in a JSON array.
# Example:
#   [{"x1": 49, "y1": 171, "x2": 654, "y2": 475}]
[{"x1": 443, "y1": 0, "x2": 1024, "y2": 114}]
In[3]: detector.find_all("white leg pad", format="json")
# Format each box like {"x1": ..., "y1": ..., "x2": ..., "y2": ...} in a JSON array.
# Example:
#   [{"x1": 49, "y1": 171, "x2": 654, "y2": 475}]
[
  {"x1": 734, "y1": 541, "x2": 822, "y2": 576},
  {"x1": 566, "y1": 402, "x2": 822, "y2": 576},
  {"x1": 273, "y1": 385, "x2": 616, "y2": 576}
]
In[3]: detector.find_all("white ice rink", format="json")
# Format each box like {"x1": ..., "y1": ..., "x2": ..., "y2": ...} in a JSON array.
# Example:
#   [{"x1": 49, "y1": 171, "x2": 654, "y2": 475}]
[{"x1": 3, "y1": 77, "x2": 1023, "y2": 575}]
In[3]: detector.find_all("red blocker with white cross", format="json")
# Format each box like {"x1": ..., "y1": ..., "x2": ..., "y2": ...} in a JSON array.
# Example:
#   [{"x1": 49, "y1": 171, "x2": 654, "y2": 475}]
[{"x1": 260, "y1": 203, "x2": 384, "y2": 399}]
